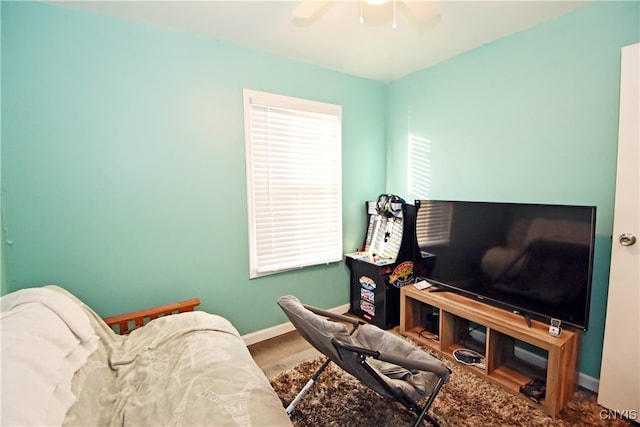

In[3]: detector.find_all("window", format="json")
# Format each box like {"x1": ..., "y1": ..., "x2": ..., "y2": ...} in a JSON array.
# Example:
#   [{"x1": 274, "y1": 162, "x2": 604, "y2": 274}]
[{"x1": 243, "y1": 89, "x2": 342, "y2": 278}]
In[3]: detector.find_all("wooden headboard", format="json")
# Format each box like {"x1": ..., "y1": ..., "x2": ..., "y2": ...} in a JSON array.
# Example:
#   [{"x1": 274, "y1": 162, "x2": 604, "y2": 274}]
[{"x1": 103, "y1": 298, "x2": 201, "y2": 335}]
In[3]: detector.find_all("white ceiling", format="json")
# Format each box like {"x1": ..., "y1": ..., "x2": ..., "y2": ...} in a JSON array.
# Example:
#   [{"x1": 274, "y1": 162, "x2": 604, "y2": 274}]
[{"x1": 51, "y1": 0, "x2": 593, "y2": 82}]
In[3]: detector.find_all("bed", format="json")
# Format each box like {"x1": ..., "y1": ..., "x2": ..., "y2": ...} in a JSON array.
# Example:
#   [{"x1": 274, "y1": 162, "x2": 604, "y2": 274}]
[{"x1": 0, "y1": 285, "x2": 292, "y2": 427}]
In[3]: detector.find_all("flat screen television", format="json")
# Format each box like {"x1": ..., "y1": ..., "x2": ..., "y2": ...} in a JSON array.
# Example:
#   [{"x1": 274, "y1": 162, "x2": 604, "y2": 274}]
[{"x1": 413, "y1": 200, "x2": 596, "y2": 331}]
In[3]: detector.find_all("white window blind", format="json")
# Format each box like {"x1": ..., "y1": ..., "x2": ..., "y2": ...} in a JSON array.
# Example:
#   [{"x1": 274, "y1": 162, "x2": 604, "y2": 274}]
[{"x1": 243, "y1": 89, "x2": 342, "y2": 278}]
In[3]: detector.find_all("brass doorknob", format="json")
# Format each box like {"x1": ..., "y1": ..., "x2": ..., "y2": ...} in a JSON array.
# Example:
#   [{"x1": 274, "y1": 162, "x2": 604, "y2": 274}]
[{"x1": 619, "y1": 233, "x2": 637, "y2": 246}]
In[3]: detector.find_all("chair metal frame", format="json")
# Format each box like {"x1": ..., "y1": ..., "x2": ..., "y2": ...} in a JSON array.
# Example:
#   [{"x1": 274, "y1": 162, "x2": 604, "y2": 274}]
[{"x1": 280, "y1": 300, "x2": 449, "y2": 427}]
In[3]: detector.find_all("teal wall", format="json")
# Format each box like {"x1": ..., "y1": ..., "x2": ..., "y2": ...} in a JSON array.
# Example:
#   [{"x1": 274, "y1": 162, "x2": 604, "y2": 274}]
[
  {"x1": 0, "y1": 2, "x2": 386, "y2": 331},
  {"x1": 2, "y1": 0, "x2": 638, "y2": 381},
  {"x1": 386, "y1": 1, "x2": 639, "y2": 378},
  {"x1": 1, "y1": 199, "x2": 8, "y2": 296},
  {"x1": 0, "y1": 2, "x2": 9, "y2": 297}
]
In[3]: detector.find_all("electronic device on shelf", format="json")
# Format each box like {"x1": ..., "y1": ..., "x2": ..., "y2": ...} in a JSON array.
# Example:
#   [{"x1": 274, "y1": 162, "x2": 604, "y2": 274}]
[{"x1": 413, "y1": 199, "x2": 596, "y2": 331}]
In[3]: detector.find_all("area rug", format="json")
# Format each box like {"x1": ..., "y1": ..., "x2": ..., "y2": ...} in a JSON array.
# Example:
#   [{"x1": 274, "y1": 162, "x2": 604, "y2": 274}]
[{"x1": 270, "y1": 353, "x2": 634, "y2": 427}]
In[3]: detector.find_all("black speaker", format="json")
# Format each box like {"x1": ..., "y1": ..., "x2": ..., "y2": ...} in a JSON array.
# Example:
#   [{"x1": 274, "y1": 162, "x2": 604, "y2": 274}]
[{"x1": 422, "y1": 305, "x2": 440, "y2": 335}]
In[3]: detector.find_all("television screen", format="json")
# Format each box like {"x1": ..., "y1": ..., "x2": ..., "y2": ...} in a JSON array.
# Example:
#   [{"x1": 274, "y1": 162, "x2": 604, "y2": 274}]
[{"x1": 414, "y1": 200, "x2": 596, "y2": 330}]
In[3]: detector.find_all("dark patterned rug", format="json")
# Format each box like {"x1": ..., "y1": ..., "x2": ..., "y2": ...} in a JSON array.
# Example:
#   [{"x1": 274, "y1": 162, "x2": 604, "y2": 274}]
[{"x1": 270, "y1": 353, "x2": 634, "y2": 427}]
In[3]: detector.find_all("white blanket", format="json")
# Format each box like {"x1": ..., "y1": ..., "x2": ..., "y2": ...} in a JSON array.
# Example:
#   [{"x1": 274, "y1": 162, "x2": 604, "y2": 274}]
[
  {"x1": 63, "y1": 310, "x2": 293, "y2": 426},
  {"x1": 1, "y1": 286, "x2": 292, "y2": 427},
  {"x1": 0, "y1": 287, "x2": 98, "y2": 426}
]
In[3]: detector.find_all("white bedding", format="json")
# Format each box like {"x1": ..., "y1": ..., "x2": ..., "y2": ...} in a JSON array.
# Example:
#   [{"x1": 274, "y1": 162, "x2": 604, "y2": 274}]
[
  {"x1": 68, "y1": 311, "x2": 291, "y2": 426},
  {"x1": 0, "y1": 286, "x2": 292, "y2": 427},
  {"x1": 0, "y1": 287, "x2": 99, "y2": 426}
]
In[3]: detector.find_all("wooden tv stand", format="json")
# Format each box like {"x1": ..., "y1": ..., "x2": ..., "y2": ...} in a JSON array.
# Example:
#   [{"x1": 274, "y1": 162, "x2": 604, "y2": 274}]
[{"x1": 400, "y1": 285, "x2": 579, "y2": 415}]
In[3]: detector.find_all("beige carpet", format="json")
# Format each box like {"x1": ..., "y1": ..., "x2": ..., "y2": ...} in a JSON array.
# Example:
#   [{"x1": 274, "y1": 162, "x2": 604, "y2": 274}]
[{"x1": 270, "y1": 354, "x2": 634, "y2": 427}]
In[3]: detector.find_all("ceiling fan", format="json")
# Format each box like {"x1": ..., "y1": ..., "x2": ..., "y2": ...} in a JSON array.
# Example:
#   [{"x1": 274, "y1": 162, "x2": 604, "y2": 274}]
[{"x1": 291, "y1": 0, "x2": 441, "y2": 30}]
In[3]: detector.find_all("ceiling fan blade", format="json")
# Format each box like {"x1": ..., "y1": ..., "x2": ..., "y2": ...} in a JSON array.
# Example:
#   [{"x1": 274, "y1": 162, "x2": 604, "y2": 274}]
[
  {"x1": 292, "y1": 1, "x2": 331, "y2": 19},
  {"x1": 402, "y1": 0, "x2": 441, "y2": 29}
]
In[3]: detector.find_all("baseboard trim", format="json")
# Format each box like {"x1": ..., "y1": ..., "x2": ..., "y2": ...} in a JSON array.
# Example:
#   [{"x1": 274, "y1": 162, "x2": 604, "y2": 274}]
[
  {"x1": 577, "y1": 372, "x2": 600, "y2": 393},
  {"x1": 242, "y1": 303, "x2": 350, "y2": 346}
]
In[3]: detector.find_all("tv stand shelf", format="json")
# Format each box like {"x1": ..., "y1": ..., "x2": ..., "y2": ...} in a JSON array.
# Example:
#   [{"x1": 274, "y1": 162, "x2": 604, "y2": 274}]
[{"x1": 400, "y1": 285, "x2": 579, "y2": 415}]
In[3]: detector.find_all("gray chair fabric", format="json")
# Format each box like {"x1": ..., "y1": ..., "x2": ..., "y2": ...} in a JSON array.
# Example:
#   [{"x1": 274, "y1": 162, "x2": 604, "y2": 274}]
[{"x1": 277, "y1": 295, "x2": 450, "y2": 404}]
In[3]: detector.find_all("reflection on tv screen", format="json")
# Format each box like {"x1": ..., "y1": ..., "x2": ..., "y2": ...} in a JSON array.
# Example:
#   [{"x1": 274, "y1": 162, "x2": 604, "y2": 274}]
[{"x1": 414, "y1": 200, "x2": 596, "y2": 331}]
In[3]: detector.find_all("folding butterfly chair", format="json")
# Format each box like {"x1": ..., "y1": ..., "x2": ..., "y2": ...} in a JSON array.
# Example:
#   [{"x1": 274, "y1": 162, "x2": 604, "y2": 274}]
[{"x1": 277, "y1": 295, "x2": 451, "y2": 427}]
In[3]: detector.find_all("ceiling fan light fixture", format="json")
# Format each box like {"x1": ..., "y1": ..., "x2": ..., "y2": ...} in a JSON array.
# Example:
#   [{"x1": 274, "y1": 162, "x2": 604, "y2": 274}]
[{"x1": 360, "y1": 0, "x2": 398, "y2": 28}]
